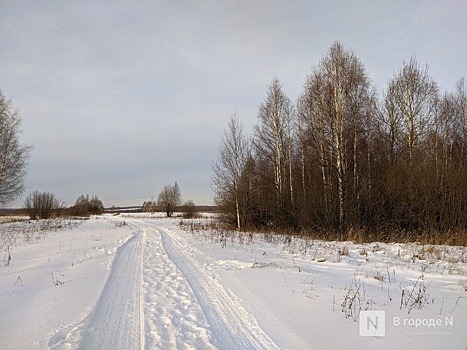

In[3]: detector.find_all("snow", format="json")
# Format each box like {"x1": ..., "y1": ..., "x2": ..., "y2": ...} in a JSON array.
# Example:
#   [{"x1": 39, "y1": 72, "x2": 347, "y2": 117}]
[
  {"x1": 0, "y1": 218, "x2": 134, "y2": 349},
  {"x1": 79, "y1": 231, "x2": 145, "y2": 350},
  {"x1": 1, "y1": 215, "x2": 466, "y2": 349}
]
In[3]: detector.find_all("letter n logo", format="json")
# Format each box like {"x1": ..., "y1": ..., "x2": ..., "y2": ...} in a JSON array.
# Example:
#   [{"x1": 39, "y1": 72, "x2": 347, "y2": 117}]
[{"x1": 359, "y1": 311, "x2": 385, "y2": 336}]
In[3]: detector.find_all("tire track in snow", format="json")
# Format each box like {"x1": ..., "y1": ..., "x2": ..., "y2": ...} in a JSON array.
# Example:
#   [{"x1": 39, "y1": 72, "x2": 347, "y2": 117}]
[
  {"x1": 141, "y1": 225, "x2": 215, "y2": 350},
  {"x1": 78, "y1": 231, "x2": 145, "y2": 350},
  {"x1": 77, "y1": 218, "x2": 278, "y2": 350},
  {"x1": 158, "y1": 226, "x2": 279, "y2": 350}
]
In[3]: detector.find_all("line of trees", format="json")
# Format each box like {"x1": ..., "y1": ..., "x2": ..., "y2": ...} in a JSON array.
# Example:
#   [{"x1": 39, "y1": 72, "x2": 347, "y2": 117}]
[
  {"x1": 212, "y1": 42, "x2": 466, "y2": 244},
  {"x1": 23, "y1": 192, "x2": 104, "y2": 219}
]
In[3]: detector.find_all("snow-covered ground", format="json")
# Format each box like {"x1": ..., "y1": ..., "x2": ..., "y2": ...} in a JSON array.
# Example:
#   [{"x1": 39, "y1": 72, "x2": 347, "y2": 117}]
[{"x1": 0, "y1": 215, "x2": 465, "y2": 349}]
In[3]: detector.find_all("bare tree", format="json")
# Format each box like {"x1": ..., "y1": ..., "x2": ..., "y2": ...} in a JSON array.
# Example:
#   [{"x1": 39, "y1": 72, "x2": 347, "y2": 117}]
[
  {"x1": 298, "y1": 42, "x2": 376, "y2": 229},
  {"x1": 428, "y1": 78, "x2": 467, "y2": 230},
  {"x1": 254, "y1": 78, "x2": 295, "y2": 225},
  {"x1": 0, "y1": 88, "x2": 31, "y2": 206},
  {"x1": 381, "y1": 58, "x2": 439, "y2": 230},
  {"x1": 212, "y1": 115, "x2": 250, "y2": 230},
  {"x1": 386, "y1": 57, "x2": 438, "y2": 169},
  {"x1": 24, "y1": 191, "x2": 65, "y2": 219},
  {"x1": 157, "y1": 182, "x2": 181, "y2": 217}
]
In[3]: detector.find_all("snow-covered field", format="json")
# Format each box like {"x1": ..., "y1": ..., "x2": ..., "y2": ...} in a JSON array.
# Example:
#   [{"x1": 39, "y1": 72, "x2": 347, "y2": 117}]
[{"x1": 0, "y1": 214, "x2": 465, "y2": 349}]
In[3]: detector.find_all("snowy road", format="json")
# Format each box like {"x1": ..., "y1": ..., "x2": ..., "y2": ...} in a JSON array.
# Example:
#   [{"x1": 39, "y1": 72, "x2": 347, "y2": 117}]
[
  {"x1": 79, "y1": 219, "x2": 278, "y2": 350},
  {"x1": 79, "y1": 231, "x2": 145, "y2": 350}
]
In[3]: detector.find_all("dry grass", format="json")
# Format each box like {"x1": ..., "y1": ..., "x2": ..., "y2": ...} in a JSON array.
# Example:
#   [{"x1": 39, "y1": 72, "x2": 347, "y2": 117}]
[
  {"x1": 294, "y1": 227, "x2": 467, "y2": 247},
  {"x1": 178, "y1": 219, "x2": 467, "y2": 271},
  {"x1": 0, "y1": 216, "x2": 29, "y2": 224}
]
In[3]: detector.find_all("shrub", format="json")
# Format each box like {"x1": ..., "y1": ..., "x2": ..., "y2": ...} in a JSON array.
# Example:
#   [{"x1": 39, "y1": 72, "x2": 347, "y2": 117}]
[
  {"x1": 68, "y1": 194, "x2": 104, "y2": 217},
  {"x1": 23, "y1": 191, "x2": 65, "y2": 219},
  {"x1": 182, "y1": 199, "x2": 199, "y2": 218}
]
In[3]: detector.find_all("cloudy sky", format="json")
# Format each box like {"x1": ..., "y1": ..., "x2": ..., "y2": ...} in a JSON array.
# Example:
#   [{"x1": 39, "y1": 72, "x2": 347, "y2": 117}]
[{"x1": 1, "y1": 1, "x2": 466, "y2": 207}]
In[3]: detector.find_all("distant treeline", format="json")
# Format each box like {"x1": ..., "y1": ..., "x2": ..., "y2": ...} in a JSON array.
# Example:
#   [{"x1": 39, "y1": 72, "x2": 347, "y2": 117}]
[
  {"x1": 138, "y1": 201, "x2": 220, "y2": 213},
  {"x1": 212, "y1": 42, "x2": 466, "y2": 245},
  {"x1": 1, "y1": 205, "x2": 220, "y2": 217}
]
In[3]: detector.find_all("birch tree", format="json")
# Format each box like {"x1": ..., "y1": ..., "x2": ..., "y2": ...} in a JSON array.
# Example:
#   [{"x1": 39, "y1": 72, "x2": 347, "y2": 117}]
[
  {"x1": 212, "y1": 115, "x2": 250, "y2": 230},
  {"x1": 382, "y1": 59, "x2": 438, "y2": 229},
  {"x1": 299, "y1": 42, "x2": 375, "y2": 229},
  {"x1": 387, "y1": 58, "x2": 438, "y2": 170},
  {"x1": 0, "y1": 89, "x2": 30, "y2": 206},
  {"x1": 254, "y1": 78, "x2": 295, "y2": 225}
]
